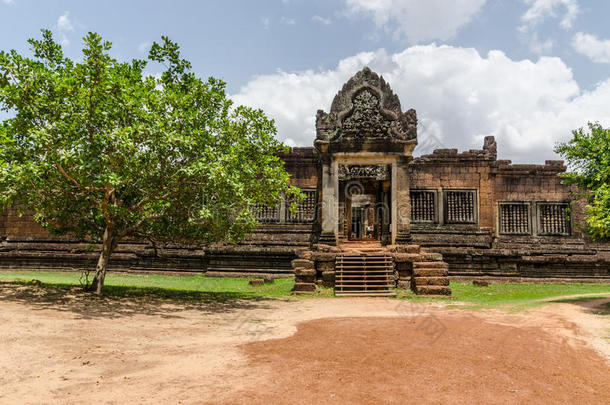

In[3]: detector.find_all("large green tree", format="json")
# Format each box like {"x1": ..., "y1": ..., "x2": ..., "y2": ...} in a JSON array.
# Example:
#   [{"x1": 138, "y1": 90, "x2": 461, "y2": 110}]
[
  {"x1": 555, "y1": 122, "x2": 610, "y2": 239},
  {"x1": 0, "y1": 30, "x2": 299, "y2": 293}
]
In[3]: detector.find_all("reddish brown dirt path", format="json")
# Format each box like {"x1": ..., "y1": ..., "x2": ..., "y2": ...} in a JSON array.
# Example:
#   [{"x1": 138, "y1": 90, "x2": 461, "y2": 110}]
[
  {"x1": 0, "y1": 284, "x2": 608, "y2": 404},
  {"x1": 226, "y1": 316, "x2": 610, "y2": 404}
]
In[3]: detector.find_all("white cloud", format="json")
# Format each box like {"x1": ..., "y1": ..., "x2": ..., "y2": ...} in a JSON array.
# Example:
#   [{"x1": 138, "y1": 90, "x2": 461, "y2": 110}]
[
  {"x1": 231, "y1": 45, "x2": 610, "y2": 163},
  {"x1": 138, "y1": 41, "x2": 151, "y2": 54},
  {"x1": 261, "y1": 17, "x2": 270, "y2": 30},
  {"x1": 312, "y1": 15, "x2": 332, "y2": 25},
  {"x1": 520, "y1": 0, "x2": 579, "y2": 30},
  {"x1": 518, "y1": 1, "x2": 578, "y2": 56},
  {"x1": 280, "y1": 16, "x2": 296, "y2": 25},
  {"x1": 56, "y1": 11, "x2": 73, "y2": 46},
  {"x1": 343, "y1": 0, "x2": 487, "y2": 42},
  {"x1": 527, "y1": 32, "x2": 554, "y2": 55},
  {"x1": 57, "y1": 11, "x2": 73, "y2": 32},
  {"x1": 572, "y1": 32, "x2": 610, "y2": 63},
  {"x1": 59, "y1": 34, "x2": 70, "y2": 47},
  {"x1": 2, "y1": 0, "x2": 15, "y2": 5}
]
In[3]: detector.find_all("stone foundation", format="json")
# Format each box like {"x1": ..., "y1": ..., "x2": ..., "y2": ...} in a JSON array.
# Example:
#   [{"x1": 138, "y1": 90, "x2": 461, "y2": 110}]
[
  {"x1": 0, "y1": 239, "x2": 206, "y2": 273},
  {"x1": 292, "y1": 243, "x2": 451, "y2": 296}
]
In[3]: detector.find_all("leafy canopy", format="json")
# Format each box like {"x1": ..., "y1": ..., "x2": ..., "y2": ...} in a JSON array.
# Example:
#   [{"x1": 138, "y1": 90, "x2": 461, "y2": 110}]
[
  {"x1": 555, "y1": 122, "x2": 610, "y2": 239},
  {"x1": 0, "y1": 29, "x2": 300, "y2": 246}
]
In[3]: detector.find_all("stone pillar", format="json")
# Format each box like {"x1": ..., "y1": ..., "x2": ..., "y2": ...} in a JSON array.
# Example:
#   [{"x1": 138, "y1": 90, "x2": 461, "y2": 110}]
[
  {"x1": 394, "y1": 157, "x2": 411, "y2": 244},
  {"x1": 319, "y1": 159, "x2": 337, "y2": 245}
]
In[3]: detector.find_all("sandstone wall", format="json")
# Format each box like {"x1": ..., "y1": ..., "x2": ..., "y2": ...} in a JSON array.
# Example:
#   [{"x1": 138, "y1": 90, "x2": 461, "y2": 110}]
[
  {"x1": 4, "y1": 207, "x2": 51, "y2": 240},
  {"x1": 0, "y1": 143, "x2": 608, "y2": 280},
  {"x1": 0, "y1": 208, "x2": 7, "y2": 239}
]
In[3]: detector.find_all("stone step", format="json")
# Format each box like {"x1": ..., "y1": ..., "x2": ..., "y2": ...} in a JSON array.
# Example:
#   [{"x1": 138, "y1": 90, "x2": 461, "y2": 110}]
[
  {"x1": 337, "y1": 274, "x2": 394, "y2": 278},
  {"x1": 335, "y1": 284, "x2": 396, "y2": 289},
  {"x1": 334, "y1": 252, "x2": 395, "y2": 296},
  {"x1": 412, "y1": 276, "x2": 450, "y2": 286},
  {"x1": 419, "y1": 252, "x2": 443, "y2": 261},
  {"x1": 335, "y1": 291, "x2": 397, "y2": 297},
  {"x1": 412, "y1": 268, "x2": 449, "y2": 277},
  {"x1": 413, "y1": 285, "x2": 451, "y2": 295},
  {"x1": 412, "y1": 261, "x2": 449, "y2": 269},
  {"x1": 292, "y1": 282, "x2": 316, "y2": 293}
]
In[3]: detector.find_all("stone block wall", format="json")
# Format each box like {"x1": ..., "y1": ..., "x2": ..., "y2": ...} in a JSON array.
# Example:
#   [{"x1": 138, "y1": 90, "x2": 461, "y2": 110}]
[
  {"x1": 409, "y1": 140, "x2": 497, "y2": 232},
  {"x1": 4, "y1": 207, "x2": 51, "y2": 240},
  {"x1": 1, "y1": 141, "x2": 608, "y2": 281},
  {"x1": 0, "y1": 208, "x2": 7, "y2": 240},
  {"x1": 408, "y1": 140, "x2": 609, "y2": 280}
]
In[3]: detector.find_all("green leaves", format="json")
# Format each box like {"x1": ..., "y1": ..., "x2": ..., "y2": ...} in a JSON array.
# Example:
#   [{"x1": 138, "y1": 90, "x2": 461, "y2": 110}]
[
  {"x1": 0, "y1": 29, "x2": 298, "y2": 246},
  {"x1": 555, "y1": 122, "x2": 610, "y2": 239}
]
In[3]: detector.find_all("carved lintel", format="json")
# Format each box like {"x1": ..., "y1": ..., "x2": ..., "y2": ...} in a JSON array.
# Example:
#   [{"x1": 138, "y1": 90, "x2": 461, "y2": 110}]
[{"x1": 338, "y1": 165, "x2": 391, "y2": 181}]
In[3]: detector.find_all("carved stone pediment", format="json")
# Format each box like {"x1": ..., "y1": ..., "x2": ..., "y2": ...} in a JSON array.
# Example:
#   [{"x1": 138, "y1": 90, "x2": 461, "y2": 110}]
[{"x1": 316, "y1": 67, "x2": 417, "y2": 142}]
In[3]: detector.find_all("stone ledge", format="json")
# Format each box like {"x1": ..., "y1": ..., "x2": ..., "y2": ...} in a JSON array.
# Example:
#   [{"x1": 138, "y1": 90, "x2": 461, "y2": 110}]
[{"x1": 413, "y1": 285, "x2": 451, "y2": 295}]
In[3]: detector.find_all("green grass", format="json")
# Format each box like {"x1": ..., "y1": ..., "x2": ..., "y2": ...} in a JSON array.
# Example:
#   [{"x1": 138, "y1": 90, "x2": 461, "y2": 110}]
[
  {"x1": 0, "y1": 271, "x2": 295, "y2": 300},
  {"x1": 443, "y1": 282, "x2": 610, "y2": 310},
  {"x1": 0, "y1": 271, "x2": 608, "y2": 309}
]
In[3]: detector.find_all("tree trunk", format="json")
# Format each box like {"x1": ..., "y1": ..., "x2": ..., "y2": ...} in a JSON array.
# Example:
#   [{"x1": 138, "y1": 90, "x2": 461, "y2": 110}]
[{"x1": 89, "y1": 227, "x2": 117, "y2": 294}]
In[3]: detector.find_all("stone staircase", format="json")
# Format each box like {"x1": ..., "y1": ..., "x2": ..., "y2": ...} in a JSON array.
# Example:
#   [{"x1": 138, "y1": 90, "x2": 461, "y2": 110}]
[
  {"x1": 411, "y1": 259, "x2": 451, "y2": 295},
  {"x1": 334, "y1": 252, "x2": 396, "y2": 296},
  {"x1": 290, "y1": 241, "x2": 451, "y2": 296},
  {"x1": 390, "y1": 246, "x2": 452, "y2": 296}
]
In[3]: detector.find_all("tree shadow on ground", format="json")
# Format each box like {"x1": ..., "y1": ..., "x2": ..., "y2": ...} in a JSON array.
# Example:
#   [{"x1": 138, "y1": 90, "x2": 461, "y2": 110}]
[
  {"x1": 0, "y1": 281, "x2": 278, "y2": 320},
  {"x1": 549, "y1": 296, "x2": 610, "y2": 316}
]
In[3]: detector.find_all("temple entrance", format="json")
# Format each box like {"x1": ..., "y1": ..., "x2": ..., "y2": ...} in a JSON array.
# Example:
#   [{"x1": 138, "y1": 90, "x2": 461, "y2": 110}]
[
  {"x1": 339, "y1": 177, "x2": 391, "y2": 243},
  {"x1": 349, "y1": 196, "x2": 372, "y2": 240}
]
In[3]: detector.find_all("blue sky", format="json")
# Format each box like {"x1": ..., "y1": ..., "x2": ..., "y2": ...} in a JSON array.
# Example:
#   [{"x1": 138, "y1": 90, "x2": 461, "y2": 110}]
[{"x1": 2, "y1": 0, "x2": 610, "y2": 162}]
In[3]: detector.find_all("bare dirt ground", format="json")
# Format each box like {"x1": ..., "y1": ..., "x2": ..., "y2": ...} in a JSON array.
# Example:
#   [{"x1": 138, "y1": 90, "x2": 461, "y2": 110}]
[{"x1": 0, "y1": 284, "x2": 608, "y2": 405}]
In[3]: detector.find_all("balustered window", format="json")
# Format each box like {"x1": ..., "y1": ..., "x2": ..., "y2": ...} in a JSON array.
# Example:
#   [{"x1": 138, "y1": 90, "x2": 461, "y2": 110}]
[
  {"x1": 410, "y1": 190, "x2": 437, "y2": 223},
  {"x1": 538, "y1": 203, "x2": 570, "y2": 236},
  {"x1": 443, "y1": 190, "x2": 477, "y2": 224},
  {"x1": 286, "y1": 189, "x2": 317, "y2": 223},
  {"x1": 250, "y1": 203, "x2": 280, "y2": 223},
  {"x1": 499, "y1": 203, "x2": 530, "y2": 235}
]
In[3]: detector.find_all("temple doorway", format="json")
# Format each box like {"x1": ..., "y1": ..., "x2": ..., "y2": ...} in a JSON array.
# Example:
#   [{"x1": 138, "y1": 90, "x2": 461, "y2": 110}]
[{"x1": 340, "y1": 178, "x2": 391, "y2": 243}]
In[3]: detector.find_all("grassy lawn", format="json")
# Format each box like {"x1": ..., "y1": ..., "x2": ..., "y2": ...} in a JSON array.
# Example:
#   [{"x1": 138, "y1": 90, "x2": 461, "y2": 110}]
[
  {"x1": 446, "y1": 282, "x2": 610, "y2": 309},
  {"x1": 0, "y1": 271, "x2": 295, "y2": 300},
  {"x1": 0, "y1": 271, "x2": 608, "y2": 308}
]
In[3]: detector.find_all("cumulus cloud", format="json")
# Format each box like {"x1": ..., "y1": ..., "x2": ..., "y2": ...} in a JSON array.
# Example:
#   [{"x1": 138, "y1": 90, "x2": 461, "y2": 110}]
[
  {"x1": 57, "y1": 11, "x2": 73, "y2": 31},
  {"x1": 56, "y1": 11, "x2": 73, "y2": 46},
  {"x1": 572, "y1": 32, "x2": 610, "y2": 63},
  {"x1": 343, "y1": 0, "x2": 487, "y2": 42},
  {"x1": 312, "y1": 15, "x2": 332, "y2": 25},
  {"x1": 280, "y1": 16, "x2": 296, "y2": 25},
  {"x1": 527, "y1": 32, "x2": 554, "y2": 55},
  {"x1": 231, "y1": 45, "x2": 610, "y2": 163},
  {"x1": 138, "y1": 41, "x2": 151, "y2": 54},
  {"x1": 261, "y1": 17, "x2": 270, "y2": 30},
  {"x1": 520, "y1": 0, "x2": 579, "y2": 30},
  {"x1": 518, "y1": 1, "x2": 578, "y2": 56}
]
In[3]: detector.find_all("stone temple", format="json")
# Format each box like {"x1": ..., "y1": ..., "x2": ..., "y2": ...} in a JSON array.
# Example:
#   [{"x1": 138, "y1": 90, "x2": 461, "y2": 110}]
[{"x1": 1, "y1": 68, "x2": 609, "y2": 295}]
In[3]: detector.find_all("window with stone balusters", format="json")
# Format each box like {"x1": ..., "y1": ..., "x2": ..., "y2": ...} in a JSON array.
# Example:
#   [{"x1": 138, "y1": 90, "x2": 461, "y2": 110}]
[
  {"x1": 286, "y1": 189, "x2": 317, "y2": 223},
  {"x1": 538, "y1": 202, "x2": 571, "y2": 236},
  {"x1": 410, "y1": 190, "x2": 437, "y2": 223},
  {"x1": 443, "y1": 190, "x2": 478, "y2": 224},
  {"x1": 498, "y1": 203, "x2": 531, "y2": 235},
  {"x1": 250, "y1": 203, "x2": 280, "y2": 223}
]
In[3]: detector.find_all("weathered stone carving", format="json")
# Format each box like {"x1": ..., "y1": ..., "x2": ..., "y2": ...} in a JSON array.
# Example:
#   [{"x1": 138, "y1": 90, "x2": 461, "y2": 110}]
[
  {"x1": 316, "y1": 67, "x2": 417, "y2": 142},
  {"x1": 338, "y1": 165, "x2": 391, "y2": 180}
]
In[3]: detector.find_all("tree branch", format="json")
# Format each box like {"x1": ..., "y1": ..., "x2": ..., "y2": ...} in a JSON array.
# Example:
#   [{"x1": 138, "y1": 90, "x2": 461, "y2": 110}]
[{"x1": 55, "y1": 162, "x2": 104, "y2": 192}]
